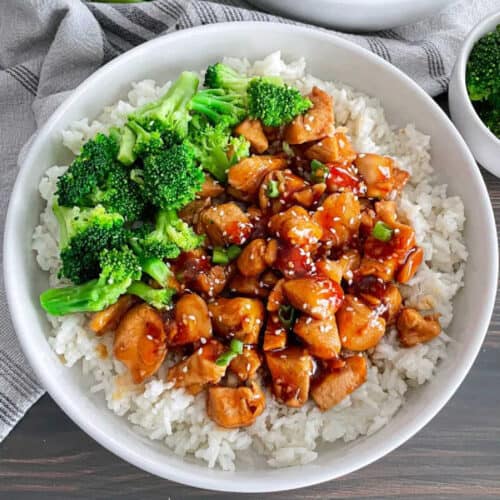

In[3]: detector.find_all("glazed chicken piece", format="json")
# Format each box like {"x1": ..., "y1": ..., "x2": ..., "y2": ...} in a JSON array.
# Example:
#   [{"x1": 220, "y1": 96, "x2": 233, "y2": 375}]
[
  {"x1": 268, "y1": 205, "x2": 323, "y2": 250},
  {"x1": 166, "y1": 293, "x2": 212, "y2": 346},
  {"x1": 197, "y1": 175, "x2": 225, "y2": 199},
  {"x1": 192, "y1": 264, "x2": 234, "y2": 298},
  {"x1": 234, "y1": 118, "x2": 269, "y2": 154},
  {"x1": 114, "y1": 303, "x2": 167, "y2": 384},
  {"x1": 167, "y1": 339, "x2": 226, "y2": 395},
  {"x1": 266, "y1": 347, "x2": 314, "y2": 407},
  {"x1": 325, "y1": 161, "x2": 365, "y2": 195},
  {"x1": 311, "y1": 355, "x2": 367, "y2": 411},
  {"x1": 179, "y1": 198, "x2": 211, "y2": 228},
  {"x1": 397, "y1": 246, "x2": 424, "y2": 284},
  {"x1": 397, "y1": 308, "x2": 441, "y2": 347},
  {"x1": 292, "y1": 183, "x2": 326, "y2": 209},
  {"x1": 336, "y1": 294, "x2": 386, "y2": 351},
  {"x1": 354, "y1": 153, "x2": 409, "y2": 199},
  {"x1": 229, "y1": 347, "x2": 262, "y2": 381},
  {"x1": 236, "y1": 238, "x2": 277, "y2": 277},
  {"x1": 227, "y1": 155, "x2": 287, "y2": 201},
  {"x1": 267, "y1": 279, "x2": 286, "y2": 312},
  {"x1": 258, "y1": 170, "x2": 307, "y2": 214},
  {"x1": 208, "y1": 297, "x2": 265, "y2": 344},
  {"x1": 305, "y1": 136, "x2": 340, "y2": 163},
  {"x1": 200, "y1": 202, "x2": 253, "y2": 246},
  {"x1": 263, "y1": 313, "x2": 288, "y2": 351},
  {"x1": 316, "y1": 250, "x2": 361, "y2": 284},
  {"x1": 207, "y1": 381, "x2": 265, "y2": 428},
  {"x1": 283, "y1": 277, "x2": 344, "y2": 320},
  {"x1": 229, "y1": 274, "x2": 269, "y2": 298},
  {"x1": 284, "y1": 87, "x2": 334, "y2": 144},
  {"x1": 293, "y1": 315, "x2": 341, "y2": 359},
  {"x1": 313, "y1": 192, "x2": 361, "y2": 246},
  {"x1": 89, "y1": 295, "x2": 137, "y2": 335}
]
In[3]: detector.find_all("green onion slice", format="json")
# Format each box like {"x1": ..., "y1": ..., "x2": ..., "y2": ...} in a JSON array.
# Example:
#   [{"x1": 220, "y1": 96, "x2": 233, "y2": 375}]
[
  {"x1": 229, "y1": 338, "x2": 244, "y2": 355},
  {"x1": 282, "y1": 141, "x2": 294, "y2": 157},
  {"x1": 212, "y1": 247, "x2": 229, "y2": 265},
  {"x1": 215, "y1": 351, "x2": 238, "y2": 367},
  {"x1": 226, "y1": 245, "x2": 242, "y2": 261},
  {"x1": 267, "y1": 179, "x2": 280, "y2": 198},
  {"x1": 278, "y1": 304, "x2": 298, "y2": 329},
  {"x1": 310, "y1": 159, "x2": 329, "y2": 183},
  {"x1": 372, "y1": 221, "x2": 394, "y2": 242}
]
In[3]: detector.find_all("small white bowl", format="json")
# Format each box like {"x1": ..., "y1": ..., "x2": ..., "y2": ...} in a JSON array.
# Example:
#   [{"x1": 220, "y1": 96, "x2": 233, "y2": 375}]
[
  {"x1": 449, "y1": 11, "x2": 500, "y2": 177},
  {"x1": 3, "y1": 22, "x2": 498, "y2": 492},
  {"x1": 247, "y1": 0, "x2": 455, "y2": 31}
]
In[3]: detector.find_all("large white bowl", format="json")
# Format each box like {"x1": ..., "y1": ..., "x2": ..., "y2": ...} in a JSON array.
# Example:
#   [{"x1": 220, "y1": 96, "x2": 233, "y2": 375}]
[
  {"x1": 247, "y1": 0, "x2": 455, "y2": 31},
  {"x1": 449, "y1": 11, "x2": 500, "y2": 177},
  {"x1": 3, "y1": 22, "x2": 497, "y2": 492}
]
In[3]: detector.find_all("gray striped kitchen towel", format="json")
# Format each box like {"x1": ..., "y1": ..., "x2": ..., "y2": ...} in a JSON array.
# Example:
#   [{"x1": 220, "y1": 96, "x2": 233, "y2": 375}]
[{"x1": 0, "y1": 0, "x2": 499, "y2": 441}]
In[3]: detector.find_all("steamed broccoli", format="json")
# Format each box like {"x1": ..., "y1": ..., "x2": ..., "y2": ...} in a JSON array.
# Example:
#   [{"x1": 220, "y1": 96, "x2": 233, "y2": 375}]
[
  {"x1": 187, "y1": 116, "x2": 250, "y2": 182},
  {"x1": 56, "y1": 132, "x2": 146, "y2": 221},
  {"x1": 127, "y1": 280, "x2": 176, "y2": 310},
  {"x1": 40, "y1": 246, "x2": 141, "y2": 315},
  {"x1": 190, "y1": 88, "x2": 246, "y2": 127},
  {"x1": 466, "y1": 25, "x2": 500, "y2": 137},
  {"x1": 203, "y1": 62, "x2": 311, "y2": 127},
  {"x1": 54, "y1": 203, "x2": 128, "y2": 284},
  {"x1": 152, "y1": 208, "x2": 204, "y2": 252},
  {"x1": 127, "y1": 71, "x2": 199, "y2": 148},
  {"x1": 136, "y1": 143, "x2": 205, "y2": 211},
  {"x1": 466, "y1": 25, "x2": 499, "y2": 101}
]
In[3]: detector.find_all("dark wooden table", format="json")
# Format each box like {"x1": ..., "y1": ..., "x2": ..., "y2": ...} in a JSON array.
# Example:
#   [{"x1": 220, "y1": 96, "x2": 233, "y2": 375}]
[{"x1": 1, "y1": 97, "x2": 499, "y2": 499}]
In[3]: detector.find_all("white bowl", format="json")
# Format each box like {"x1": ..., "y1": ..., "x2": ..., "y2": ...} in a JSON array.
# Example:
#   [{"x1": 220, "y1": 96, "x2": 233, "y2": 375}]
[
  {"x1": 448, "y1": 11, "x2": 500, "y2": 177},
  {"x1": 247, "y1": 0, "x2": 455, "y2": 31},
  {"x1": 3, "y1": 22, "x2": 497, "y2": 492}
]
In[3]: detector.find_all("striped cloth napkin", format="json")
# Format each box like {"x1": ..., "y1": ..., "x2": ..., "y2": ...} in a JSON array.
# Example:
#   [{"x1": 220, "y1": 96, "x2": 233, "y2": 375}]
[{"x1": 0, "y1": 0, "x2": 498, "y2": 442}]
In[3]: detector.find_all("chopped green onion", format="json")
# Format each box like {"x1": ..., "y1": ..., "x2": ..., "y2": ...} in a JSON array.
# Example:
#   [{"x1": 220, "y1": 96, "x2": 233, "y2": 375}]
[
  {"x1": 212, "y1": 247, "x2": 229, "y2": 265},
  {"x1": 230, "y1": 338, "x2": 244, "y2": 355},
  {"x1": 267, "y1": 179, "x2": 280, "y2": 198},
  {"x1": 215, "y1": 351, "x2": 238, "y2": 366},
  {"x1": 282, "y1": 141, "x2": 294, "y2": 157},
  {"x1": 130, "y1": 169, "x2": 144, "y2": 185},
  {"x1": 310, "y1": 159, "x2": 329, "y2": 183},
  {"x1": 372, "y1": 221, "x2": 394, "y2": 242},
  {"x1": 226, "y1": 245, "x2": 242, "y2": 261},
  {"x1": 278, "y1": 304, "x2": 298, "y2": 329}
]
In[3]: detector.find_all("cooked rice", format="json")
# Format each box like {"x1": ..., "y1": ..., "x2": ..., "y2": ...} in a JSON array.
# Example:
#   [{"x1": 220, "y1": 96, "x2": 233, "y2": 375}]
[{"x1": 32, "y1": 52, "x2": 467, "y2": 470}]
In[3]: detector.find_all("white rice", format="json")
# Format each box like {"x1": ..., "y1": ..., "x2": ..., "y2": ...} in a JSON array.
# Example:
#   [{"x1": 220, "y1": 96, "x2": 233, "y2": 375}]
[{"x1": 32, "y1": 52, "x2": 467, "y2": 470}]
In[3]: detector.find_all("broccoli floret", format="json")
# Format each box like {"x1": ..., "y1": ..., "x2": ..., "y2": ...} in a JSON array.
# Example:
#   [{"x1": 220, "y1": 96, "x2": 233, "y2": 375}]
[
  {"x1": 128, "y1": 71, "x2": 199, "y2": 146},
  {"x1": 40, "y1": 246, "x2": 141, "y2": 315},
  {"x1": 126, "y1": 281, "x2": 176, "y2": 310},
  {"x1": 56, "y1": 132, "x2": 146, "y2": 221},
  {"x1": 466, "y1": 25, "x2": 500, "y2": 101},
  {"x1": 204, "y1": 63, "x2": 311, "y2": 127},
  {"x1": 204, "y1": 63, "x2": 251, "y2": 94},
  {"x1": 190, "y1": 88, "x2": 246, "y2": 127},
  {"x1": 137, "y1": 143, "x2": 204, "y2": 211},
  {"x1": 247, "y1": 78, "x2": 312, "y2": 127},
  {"x1": 128, "y1": 121, "x2": 164, "y2": 157},
  {"x1": 187, "y1": 116, "x2": 250, "y2": 182},
  {"x1": 54, "y1": 204, "x2": 128, "y2": 284},
  {"x1": 154, "y1": 208, "x2": 204, "y2": 252}
]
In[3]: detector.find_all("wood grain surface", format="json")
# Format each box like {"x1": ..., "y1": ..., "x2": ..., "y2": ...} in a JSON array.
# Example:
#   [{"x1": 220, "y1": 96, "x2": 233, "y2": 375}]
[{"x1": 1, "y1": 97, "x2": 499, "y2": 499}]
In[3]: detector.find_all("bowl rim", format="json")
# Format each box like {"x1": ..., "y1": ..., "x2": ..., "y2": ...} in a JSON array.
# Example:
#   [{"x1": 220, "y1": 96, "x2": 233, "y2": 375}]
[
  {"x1": 456, "y1": 10, "x2": 500, "y2": 145},
  {"x1": 3, "y1": 21, "x2": 498, "y2": 493}
]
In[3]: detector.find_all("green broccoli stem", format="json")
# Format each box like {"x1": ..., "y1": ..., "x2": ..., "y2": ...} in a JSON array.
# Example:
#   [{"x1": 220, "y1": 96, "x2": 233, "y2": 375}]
[
  {"x1": 40, "y1": 278, "x2": 131, "y2": 316},
  {"x1": 141, "y1": 257, "x2": 172, "y2": 287},
  {"x1": 117, "y1": 125, "x2": 137, "y2": 166},
  {"x1": 52, "y1": 202, "x2": 71, "y2": 249},
  {"x1": 127, "y1": 281, "x2": 176, "y2": 309},
  {"x1": 190, "y1": 89, "x2": 245, "y2": 125}
]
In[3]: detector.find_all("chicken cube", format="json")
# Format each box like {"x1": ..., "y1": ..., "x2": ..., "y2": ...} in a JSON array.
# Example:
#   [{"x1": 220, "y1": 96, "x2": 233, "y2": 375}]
[
  {"x1": 208, "y1": 297, "x2": 264, "y2": 344},
  {"x1": 263, "y1": 313, "x2": 288, "y2": 351},
  {"x1": 89, "y1": 295, "x2": 136, "y2": 335},
  {"x1": 397, "y1": 308, "x2": 441, "y2": 347},
  {"x1": 200, "y1": 202, "x2": 253, "y2": 246},
  {"x1": 166, "y1": 293, "x2": 212, "y2": 346},
  {"x1": 114, "y1": 304, "x2": 167, "y2": 384},
  {"x1": 207, "y1": 381, "x2": 265, "y2": 428},
  {"x1": 284, "y1": 87, "x2": 334, "y2": 144},
  {"x1": 167, "y1": 339, "x2": 225, "y2": 395},
  {"x1": 283, "y1": 277, "x2": 344, "y2": 320},
  {"x1": 266, "y1": 347, "x2": 314, "y2": 407},
  {"x1": 336, "y1": 295, "x2": 386, "y2": 351},
  {"x1": 311, "y1": 355, "x2": 367, "y2": 411},
  {"x1": 234, "y1": 118, "x2": 269, "y2": 154},
  {"x1": 293, "y1": 315, "x2": 341, "y2": 359},
  {"x1": 229, "y1": 347, "x2": 262, "y2": 381}
]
